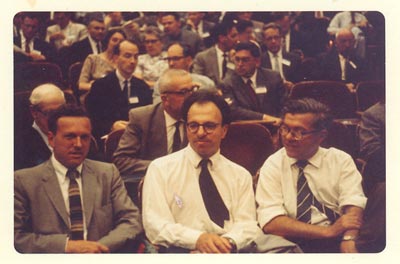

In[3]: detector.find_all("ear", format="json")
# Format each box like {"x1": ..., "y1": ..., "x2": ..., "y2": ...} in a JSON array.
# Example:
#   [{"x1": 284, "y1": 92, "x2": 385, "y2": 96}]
[
  {"x1": 318, "y1": 129, "x2": 328, "y2": 143},
  {"x1": 220, "y1": 124, "x2": 229, "y2": 139},
  {"x1": 29, "y1": 105, "x2": 38, "y2": 119},
  {"x1": 255, "y1": 57, "x2": 261, "y2": 67}
]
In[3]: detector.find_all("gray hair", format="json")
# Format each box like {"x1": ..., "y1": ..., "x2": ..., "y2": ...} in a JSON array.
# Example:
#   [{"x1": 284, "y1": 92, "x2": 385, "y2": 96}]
[
  {"x1": 143, "y1": 25, "x2": 164, "y2": 40},
  {"x1": 29, "y1": 83, "x2": 65, "y2": 106},
  {"x1": 158, "y1": 69, "x2": 191, "y2": 94}
]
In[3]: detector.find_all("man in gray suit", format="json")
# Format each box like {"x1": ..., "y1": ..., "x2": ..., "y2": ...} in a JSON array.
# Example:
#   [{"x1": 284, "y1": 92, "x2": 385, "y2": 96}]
[
  {"x1": 14, "y1": 104, "x2": 142, "y2": 253},
  {"x1": 113, "y1": 69, "x2": 197, "y2": 205},
  {"x1": 221, "y1": 41, "x2": 286, "y2": 123},
  {"x1": 192, "y1": 20, "x2": 239, "y2": 86}
]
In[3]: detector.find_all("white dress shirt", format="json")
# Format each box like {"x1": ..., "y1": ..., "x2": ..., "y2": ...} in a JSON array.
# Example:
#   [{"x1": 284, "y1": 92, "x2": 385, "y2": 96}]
[
  {"x1": 268, "y1": 50, "x2": 284, "y2": 80},
  {"x1": 256, "y1": 147, "x2": 367, "y2": 228},
  {"x1": 142, "y1": 145, "x2": 261, "y2": 250},
  {"x1": 51, "y1": 155, "x2": 87, "y2": 240}
]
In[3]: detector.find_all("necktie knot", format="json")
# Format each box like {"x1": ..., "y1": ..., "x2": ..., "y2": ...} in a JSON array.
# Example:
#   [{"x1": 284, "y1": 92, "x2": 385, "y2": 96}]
[
  {"x1": 296, "y1": 160, "x2": 308, "y2": 170},
  {"x1": 199, "y1": 159, "x2": 210, "y2": 169},
  {"x1": 67, "y1": 169, "x2": 79, "y2": 180}
]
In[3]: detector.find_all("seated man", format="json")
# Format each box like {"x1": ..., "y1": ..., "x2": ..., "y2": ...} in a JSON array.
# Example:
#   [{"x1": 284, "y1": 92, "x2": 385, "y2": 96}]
[
  {"x1": 85, "y1": 39, "x2": 152, "y2": 143},
  {"x1": 142, "y1": 91, "x2": 260, "y2": 253},
  {"x1": 221, "y1": 41, "x2": 285, "y2": 123},
  {"x1": 113, "y1": 69, "x2": 196, "y2": 205},
  {"x1": 14, "y1": 104, "x2": 143, "y2": 253},
  {"x1": 256, "y1": 98, "x2": 367, "y2": 253},
  {"x1": 14, "y1": 83, "x2": 66, "y2": 170}
]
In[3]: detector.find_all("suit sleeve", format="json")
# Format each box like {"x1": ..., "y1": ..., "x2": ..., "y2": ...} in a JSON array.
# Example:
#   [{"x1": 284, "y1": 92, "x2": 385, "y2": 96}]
[
  {"x1": 96, "y1": 164, "x2": 143, "y2": 252},
  {"x1": 113, "y1": 110, "x2": 152, "y2": 181},
  {"x1": 192, "y1": 53, "x2": 207, "y2": 76},
  {"x1": 14, "y1": 173, "x2": 68, "y2": 253}
]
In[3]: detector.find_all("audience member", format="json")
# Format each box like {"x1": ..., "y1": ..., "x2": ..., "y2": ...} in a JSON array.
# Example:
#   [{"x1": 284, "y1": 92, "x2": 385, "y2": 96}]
[
  {"x1": 256, "y1": 98, "x2": 367, "y2": 253},
  {"x1": 160, "y1": 12, "x2": 205, "y2": 56},
  {"x1": 260, "y1": 22, "x2": 303, "y2": 84},
  {"x1": 85, "y1": 40, "x2": 152, "y2": 144},
  {"x1": 14, "y1": 84, "x2": 66, "y2": 170},
  {"x1": 152, "y1": 43, "x2": 216, "y2": 103},
  {"x1": 192, "y1": 20, "x2": 239, "y2": 86},
  {"x1": 221, "y1": 41, "x2": 285, "y2": 123},
  {"x1": 235, "y1": 12, "x2": 264, "y2": 43},
  {"x1": 236, "y1": 19, "x2": 256, "y2": 43},
  {"x1": 104, "y1": 12, "x2": 125, "y2": 30},
  {"x1": 14, "y1": 12, "x2": 57, "y2": 63},
  {"x1": 113, "y1": 69, "x2": 196, "y2": 205},
  {"x1": 185, "y1": 12, "x2": 215, "y2": 48},
  {"x1": 134, "y1": 26, "x2": 168, "y2": 89},
  {"x1": 327, "y1": 11, "x2": 369, "y2": 59},
  {"x1": 78, "y1": 29, "x2": 126, "y2": 92},
  {"x1": 142, "y1": 90, "x2": 260, "y2": 253},
  {"x1": 271, "y1": 12, "x2": 302, "y2": 54},
  {"x1": 315, "y1": 28, "x2": 369, "y2": 93},
  {"x1": 14, "y1": 104, "x2": 143, "y2": 253},
  {"x1": 45, "y1": 12, "x2": 87, "y2": 51}
]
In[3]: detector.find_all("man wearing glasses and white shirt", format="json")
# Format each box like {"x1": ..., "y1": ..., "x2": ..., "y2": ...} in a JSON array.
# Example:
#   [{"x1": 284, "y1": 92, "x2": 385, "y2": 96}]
[{"x1": 142, "y1": 90, "x2": 261, "y2": 253}]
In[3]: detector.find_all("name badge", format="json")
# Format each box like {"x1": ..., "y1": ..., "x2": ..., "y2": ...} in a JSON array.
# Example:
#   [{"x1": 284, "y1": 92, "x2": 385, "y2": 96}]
[
  {"x1": 174, "y1": 193, "x2": 183, "y2": 208},
  {"x1": 255, "y1": 86, "x2": 267, "y2": 94},
  {"x1": 129, "y1": 96, "x2": 139, "y2": 104},
  {"x1": 227, "y1": 62, "x2": 235, "y2": 70},
  {"x1": 349, "y1": 60, "x2": 357, "y2": 69},
  {"x1": 201, "y1": 32, "x2": 210, "y2": 38},
  {"x1": 282, "y1": 58, "x2": 291, "y2": 66}
]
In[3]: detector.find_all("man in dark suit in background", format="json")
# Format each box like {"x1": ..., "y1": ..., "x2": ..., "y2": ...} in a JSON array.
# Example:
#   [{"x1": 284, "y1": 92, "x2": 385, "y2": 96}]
[
  {"x1": 185, "y1": 12, "x2": 215, "y2": 48},
  {"x1": 113, "y1": 69, "x2": 195, "y2": 205},
  {"x1": 221, "y1": 41, "x2": 286, "y2": 123},
  {"x1": 13, "y1": 12, "x2": 56, "y2": 63},
  {"x1": 85, "y1": 40, "x2": 152, "y2": 144},
  {"x1": 14, "y1": 104, "x2": 143, "y2": 253},
  {"x1": 14, "y1": 84, "x2": 66, "y2": 170},
  {"x1": 260, "y1": 23, "x2": 303, "y2": 84}
]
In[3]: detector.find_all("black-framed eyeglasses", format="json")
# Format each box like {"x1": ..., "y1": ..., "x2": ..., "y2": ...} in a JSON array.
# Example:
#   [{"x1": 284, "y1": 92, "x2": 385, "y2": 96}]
[
  {"x1": 35, "y1": 107, "x2": 52, "y2": 117},
  {"x1": 186, "y1": 122, "x2": 220, "y2": 134},
  {"x1": 279, "y1": 124, "x2": 321, "y2": 141},
  {"x1": 164, "y1": 56, "x2": 186, "y2": 62},
  {"x1": 163, "y1": 85, "x2": 200, "y2": 96},
  {"x1": 144, "y1": 39, "x2": 160, "y2": 44}
]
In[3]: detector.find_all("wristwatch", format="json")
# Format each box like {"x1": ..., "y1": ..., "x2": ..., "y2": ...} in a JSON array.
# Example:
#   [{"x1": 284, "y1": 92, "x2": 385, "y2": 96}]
[
  {"x1": 226, "y1": 237, "x2": 238, "y2": 253},
  {"x1": 342, "y1": 235, "x2": 357, "y2": 241}
]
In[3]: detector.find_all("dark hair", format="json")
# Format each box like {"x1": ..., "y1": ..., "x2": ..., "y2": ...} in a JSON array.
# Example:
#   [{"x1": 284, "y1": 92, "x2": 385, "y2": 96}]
[
  {"x1": 182, "y1": 90, "x2": 231, "y2": 125},
  {"x1": 102, "y1": 28, "x2": 126, "y2": 48},
  {"x1": 262, "y1": 22, "x2": 282, "y2": 35},
  {"x1": 281, "y1": 98, "x2": 333, "y2": 130},
  {"x1": 48, "y1": 104, "x2": 90, "y2": 134},
  {"x1": 211, "y1": 20, "x2": 237, "y2": 42},
  {"x1": 161, "y1": 12, "x2": 180, "y2": 22},
  {"x1": 84, "y1": 12, "x2": 104, "y2": 25},
  {"x1": 234, "y1": 41, "x2": 261, "y2": 58},
  {"x1": 167, "y1": 42, "x2": 194, "y2": 58},
  {"x1": 236, "y1": 19, "x2": 253, "y2": 34}
]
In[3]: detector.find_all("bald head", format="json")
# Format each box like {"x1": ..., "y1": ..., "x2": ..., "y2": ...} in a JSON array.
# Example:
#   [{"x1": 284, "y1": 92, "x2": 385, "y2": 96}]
[{"x1": 335, "y1": 28, "x2": 355, "y2": 57}]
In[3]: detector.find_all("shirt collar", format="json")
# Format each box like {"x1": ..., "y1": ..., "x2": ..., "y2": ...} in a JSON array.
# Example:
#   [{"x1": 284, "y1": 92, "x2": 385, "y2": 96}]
[
  {"x1": 164, "y1": 110, "x2": 179, "y2": 128},
  {"x1": 241, "y1": 70, "x2": 257, "y2": 85},
  {"x1": 287, "y1": 147, "x2": 323, "y2": 169},
  {"x1": 185, "y1": 144, "x2": 222, "y2": 169},
  {"x1": 51, "y1": 154, "x2": 83, "y2": 183},
  {"x1": 32, "y1": 121, "x2": 52, "y2": 150},
  {"x1": 268, "y1": 49, "x2": 282, "y2": 58}
]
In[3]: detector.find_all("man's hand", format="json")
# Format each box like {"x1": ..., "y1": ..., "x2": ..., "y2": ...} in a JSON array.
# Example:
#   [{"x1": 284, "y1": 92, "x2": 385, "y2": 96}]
[
  {"x1": 66, "y1": 240, "x2": 110, "y2": 253},
  {"x1": 340, "y1": 240, "x2": 359, "y2": 253},
  {"x1": 263, "y1": 115, "x2": 282, "y2": 126},
  {"x1": 195, "y1": 233, "x2": 232, "y2": 253},
  {"x1": 327, "y1": 213, "x2": 362, "y2": 238}
]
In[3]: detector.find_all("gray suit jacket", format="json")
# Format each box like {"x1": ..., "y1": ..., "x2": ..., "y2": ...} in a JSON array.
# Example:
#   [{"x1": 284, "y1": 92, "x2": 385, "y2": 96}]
[
  {"x1": 192, "y1": 46, "x2": 234, "y2": 86},
  {"x1": 221, "y1": 68, "x2": 287, "y2": 121},
  {"x1": 113, "y1": 103, "x2": 187, "y2": 182},
  {"x1": 14, "y1": 159, "x2": 143, "y2": 253}
]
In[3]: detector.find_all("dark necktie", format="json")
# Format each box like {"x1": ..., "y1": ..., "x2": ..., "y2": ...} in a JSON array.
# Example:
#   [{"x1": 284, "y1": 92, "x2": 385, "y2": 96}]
[
  {"x1": 245, "y1": 79, "x2": 259, "y2": 109},
  {"x1": 25, "y1": 41, "x2": 31, "y2": 53},
  {"x1": 198, "y1": 159, "x2": 229, "y2": 227},
  {"x1": 96, "y1": 42, "x2": 102, "y2": 54},
  {"x1": 296, "y1": 161, "x2": 339, "y2": 223},
  {"x1": 222, "y1": 52, "x2": 228, "y2": 79},
  {"x1": 67, "y1": 169, "x2": 84, "y2": 240},
  {"x1": 123, "y1": 79, "x2": 129, "y2": 96},
  {"x1": 172, "y1": 121, "x2": 182, "y2": 152}
]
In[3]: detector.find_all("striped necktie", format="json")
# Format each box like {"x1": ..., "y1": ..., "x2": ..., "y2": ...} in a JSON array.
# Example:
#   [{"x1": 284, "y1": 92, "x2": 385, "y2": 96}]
[{"x1": 67, "y1": 169, "x2": 84, "y2": 240}]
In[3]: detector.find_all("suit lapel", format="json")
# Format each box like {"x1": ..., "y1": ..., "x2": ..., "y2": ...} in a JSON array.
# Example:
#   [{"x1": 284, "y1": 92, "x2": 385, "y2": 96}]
[
  {"x1": 41, "y1": 161, "x2": 69, "y2": 228},
  {"x1": 81, "y1": 160, "x2": 97, "y2": 228},
  {"x1": 149, "y1": 105, "x2": 168, "y2": 154}
]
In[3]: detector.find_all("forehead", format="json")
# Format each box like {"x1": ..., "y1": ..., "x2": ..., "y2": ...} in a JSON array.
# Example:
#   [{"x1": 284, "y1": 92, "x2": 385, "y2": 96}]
[
  {"x1": 264, "y1": 27, "x2": 280, "y2": 36},
  {"x1": 235, "y1": 49, "x2": 252, "y2": 57},
  {"x1": 120, "y1": 41, "x2": 138, "y2": 53},
  {"x1": 56, "y1": 116, "x2": 91, "y2": 131},
  {"x1": 162, "y1": 15, "x2": 177, "y2": 22},
  {"x1": 88, "y1": 20, "x2": 105, "y2": 28},
  {"x1": 145, "y1": 33, "x2": 159, "y2": 40},
  {"x1": 23, "y1": 16, "x2": 38, "y2": 25},
  {"x1": 337, "y1": 33, "x2": 355, "y2": 42},
  {"x1": 187, "y1": 102, "x2": 222, "y2": 122},
  {"x1": 283, "y1": 113, "x2": 316, "y2": 129}
]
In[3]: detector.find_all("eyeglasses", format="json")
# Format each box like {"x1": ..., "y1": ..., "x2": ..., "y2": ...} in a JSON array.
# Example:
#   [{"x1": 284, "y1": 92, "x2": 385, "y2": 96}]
[
  {"x1": 279, "y1": 124, "x2": 321, "y2": 141},
  {"x1": 233, "y1": 56, "x2": 252, "y2": 63},
  {"x1": 186, "y1": 122, "x2": 220, "y2": 134},
  {"x1": 144, "y1": 39, "x2": 160, "y2": 44},
  {"x1": 163, "y1": 85, "x2": 200, "y2": 96},
  {"x1": 164, "y1": 56, "x2": 186, "y2": 62},
  {"x1": 36, "y1": 108, "x2": 52, "y2": 117},
  {"x1": 264, "y1": 36, "x2": 281, "y2": 42}
]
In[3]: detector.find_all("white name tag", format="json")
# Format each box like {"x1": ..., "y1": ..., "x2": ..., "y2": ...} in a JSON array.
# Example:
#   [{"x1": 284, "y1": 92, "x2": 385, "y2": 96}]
[
  {"x1": 129, "y1": 96, "x2": 139, "y2": 104},
  {"x1": 201, "y1": 32, "x2": 210, "y2": 38},
  {"x1": 174, "y1": 193, "x2": 183, "y2": 208},
  {"x1": 255, "y1": 86, "x2": 267, "y2": 94},
  {"x1": 227, "y1": 62, "x2": 235, "y2": 70},
  {"x1": 349, "y1": 60, "x2": 357, "y2": 69},
  {"x1": 282, "y1": 58, "x2": 291, "y2": 66}
]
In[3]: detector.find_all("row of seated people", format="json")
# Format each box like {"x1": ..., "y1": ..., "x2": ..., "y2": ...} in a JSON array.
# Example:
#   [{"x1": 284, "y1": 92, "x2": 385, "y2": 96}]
[
  {"x1": 14, "y1": 11, "x2": 383, "y2": 95},
  {"x1": 14, "y1": 89, "x2": 385, "y2": 253}
]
